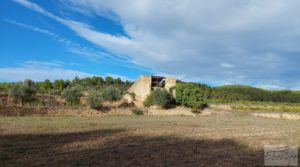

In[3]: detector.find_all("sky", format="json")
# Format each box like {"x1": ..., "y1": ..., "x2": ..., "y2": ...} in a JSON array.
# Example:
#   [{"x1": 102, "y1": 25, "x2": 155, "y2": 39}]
[{"x1": 0, "y1": 0, "x2": 299, "y2": 90}]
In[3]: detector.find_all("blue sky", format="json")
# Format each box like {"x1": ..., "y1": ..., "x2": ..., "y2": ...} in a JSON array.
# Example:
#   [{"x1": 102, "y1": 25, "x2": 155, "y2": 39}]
[{"x1": 0, "y1": 0, "x2": 300, "y2": 90}]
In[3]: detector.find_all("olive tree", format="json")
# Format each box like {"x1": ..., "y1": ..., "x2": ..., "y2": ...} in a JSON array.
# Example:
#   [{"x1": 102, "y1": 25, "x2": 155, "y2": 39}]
[
  {"x1": 8, "y1": 79, "x2": 36, "y2": 106},
  {"x1": 61, "y1": 86, "x2": 83, "y2": 105},
  {"x1": 86, "y1": 90, "x2": 103, "y2": 109}
]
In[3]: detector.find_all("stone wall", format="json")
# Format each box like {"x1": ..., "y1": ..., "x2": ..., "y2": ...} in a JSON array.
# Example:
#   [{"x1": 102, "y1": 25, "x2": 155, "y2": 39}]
[
  {"x1": 165, "y1": 78, "x2": 176, "y2": 91},
  {"x1": 128, "y1": 76, "x2": 152, "y2": 101},
  {"x1": 128, "y1": 76, "x2": 177, "y2": 102}
]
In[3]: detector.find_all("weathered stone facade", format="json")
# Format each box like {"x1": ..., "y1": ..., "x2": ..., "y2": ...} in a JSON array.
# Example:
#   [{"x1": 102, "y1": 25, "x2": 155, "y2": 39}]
[{"x1": 128, "y1": 75, "x2": 176, "y2": 101}]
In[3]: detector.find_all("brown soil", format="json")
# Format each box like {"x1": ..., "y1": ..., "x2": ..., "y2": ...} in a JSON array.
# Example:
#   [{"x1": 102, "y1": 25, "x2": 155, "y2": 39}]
[
  {"x1": 0, "y1": 130, "x2": 263, "y2": 167},
  {"x1": 1, "y1": 113, "x2": 299, "y2": 166}
]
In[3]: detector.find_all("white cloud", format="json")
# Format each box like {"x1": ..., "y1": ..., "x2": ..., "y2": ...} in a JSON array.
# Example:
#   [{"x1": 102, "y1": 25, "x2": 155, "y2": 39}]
[
  {"x1": 0, "y1": 60, "x2": 136, "y2": 82},
  {"x1": 13, "y1": 0, "x2": 300, "y2": 89},
  {"x1": 0, "y1": 59, "x2": 138, "y2": 82},
  {"x1": 256, "y1": 84, "x2": 284, "y2": 90},
  {"x1": 220, "y1": 63, "x2": 235, "y2": 69},
  {"x1": 0, "y1": 61, "x2": 95, "y2": 81},
  {"x1": 4, "y1": 19, "x2": 58, "y2": 37},
  {"x1": 12, "y1": 0, "x2": 66, "y2": 23},
  {"x1": 23, "y1": 60, "x2": 63, "y2": 68},
  {"x1": 5, "y1": 19, "x2": 122, "y2": 62}
]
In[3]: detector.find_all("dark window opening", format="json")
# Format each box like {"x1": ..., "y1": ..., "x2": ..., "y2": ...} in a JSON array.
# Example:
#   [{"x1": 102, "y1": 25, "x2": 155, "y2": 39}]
[{"x1": 151, "y1": 76, "x2": 165, "y2": 90}]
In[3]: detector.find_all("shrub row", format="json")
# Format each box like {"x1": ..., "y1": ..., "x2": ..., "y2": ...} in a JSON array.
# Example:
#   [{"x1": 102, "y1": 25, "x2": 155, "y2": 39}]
[
  {"x1": 7, "y1": 80, "x2": 123, "y2": 107},
  {"x1": 63, "y1": 86, "x2": 122, "y2": 107},
  {"x1": 2, "y1": 76, "x2": 133, "y2": 96}
]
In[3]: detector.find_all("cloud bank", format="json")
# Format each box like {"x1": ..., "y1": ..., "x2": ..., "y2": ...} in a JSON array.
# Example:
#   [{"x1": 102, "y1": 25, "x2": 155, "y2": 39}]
[{"x1": 13, "y1": 0, "x2": 300, "y2": 89}]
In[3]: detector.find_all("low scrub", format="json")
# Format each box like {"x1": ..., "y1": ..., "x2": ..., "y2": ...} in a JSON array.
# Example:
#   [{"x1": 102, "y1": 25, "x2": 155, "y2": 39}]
[
  {"x1": 8, "y1": 79, "x2": 36, "y2": 106},
  {"x1": 61, "y1": 86, "x2": 83, "y2": 106},
  {"x1": 102, "y1": 86, "x2": 122, "y2": 101},
  {"x1": 191, "y1": 101, "x2": 208, "y2": 114},
  {"x1": 86, "y1": 90, "x2": 103, "y2": 109},
  {"x1": 144, "y1": 88, "x2": 174, "y2": 108},
  {"x1": 131, "y1": 107, "x2": 144, "y2": 115}
]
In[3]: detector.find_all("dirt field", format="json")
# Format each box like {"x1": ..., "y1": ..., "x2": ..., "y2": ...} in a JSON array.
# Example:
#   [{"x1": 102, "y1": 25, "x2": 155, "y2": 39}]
[{"x1": 0, "y1": 112, "x2": 299, "y2": 166}]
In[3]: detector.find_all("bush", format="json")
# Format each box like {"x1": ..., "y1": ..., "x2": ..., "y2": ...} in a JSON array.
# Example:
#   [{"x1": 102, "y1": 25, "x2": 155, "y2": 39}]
[
  {"x1": 191, "y1": 101, "x2": 208, "y2": 114},
  {"x1": 49, "y1": 89, "x2": 61, "y2": 96},
  {"x1": 0, "y1": 83, "x2": 10, "y2": 92},
  {"x1": 61, "y1": 86, "x2": 83, "y2": 105},
  {"x1": 191, "y1": 107, "x2": 201, "y2": 114},
  {"x1": 86, "y1": 90, "x2": 103, "y2": 109},
  {"x1": 36, "y1": 79, "x2": 52, "y2": 94},
  {"x1": 144, "y1": 88, "x2": 174, "y2": 108},
  {"x1": 194, "y1": 101, "x2": 208, "y2": 110},
  {"x1": 102, "y1": 86, "x2": 121, "y2": 101},
  {"x1": 8, "y1": 80, "x2": 36, "y2": 106},
  {"x1": 175, "y1": 83, "x2": 208, "y2": 107},
  {"x1": 131, "y1": 107, "x2": 144, "y2": 115}
]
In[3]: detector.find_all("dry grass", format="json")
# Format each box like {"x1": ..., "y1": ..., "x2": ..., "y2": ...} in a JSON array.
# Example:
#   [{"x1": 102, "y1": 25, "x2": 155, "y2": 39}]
[
  {"x1": 0, "y1": 113, "x2": 299, "y2": 166},
  {"x1": 230, "y1": 102, "x2": 300, "y2": 113}
]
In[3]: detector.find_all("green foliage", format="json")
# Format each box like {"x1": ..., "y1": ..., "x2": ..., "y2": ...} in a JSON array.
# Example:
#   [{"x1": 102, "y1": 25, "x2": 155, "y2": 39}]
[
  {"x1": 144, "y1": 88, "x2": 174, "y2": 108},
  {"x1": 191, "y1": 107, "x2": 201, "y2": 114},
  {"x1": 211, "y1": 85, "x2": 300, "y2": 103},
  {"x1": 105, "y1": 76, "x2": 114, "y2": 85},
  {"x1": 91, "y1": 76, "x2": 104, "y2": 86},
  {"x1": 0, "y1": 76, "x2": 132, "y2": 97},
  {"x1": 48, "y1": 89, "x2": 61, "y2": 96},
  {"x1": 131, "y1": 107, "x2": 144, "y2": 115},
  {"x1": 61, "y1": 86, "x2": 83, "y2": 105},
  {"x1": 194, "y1": 101, "x2": 208, "y2": 110},
  {"x1": 114, "y1": 78, "x2": 122, "y2": 85},
  {"x1": 8, "y1": 84, "x2": 21, "y2": 103},
  {"x1": 1, "y1": 76, "x2": 133, "y2": 107},
  {"x1": 231, "y1": 102, "x2": 300, "y2": 113},
  {"x1": 102, "y1": 86, "x2": 121, "y2": 101},
  {"x1": 79, "y1": 77, "x2": 92, "y2": 87},
  {"x1": 86, "y1": 90, "x2": 103, "y2": 109},
  {"x1": 0, "y1": 82, "x2": 13, "y2": 92},
  {"x1": 8, "y1": 79, "x2": 36, "y2": 106},
  {"x1": 36, "y1": 79, "x2": 52, "y2": 93},
  {"x1": 2, "y1": 75, "x2": 300, "y2": 105},
  {"x1": 0, "y1": 84, "x2": 6, "y2": 92},
  {"x1": 175, "y1": 83, "x2": 209, "y2": 107},
  {"x1": 69, "y1": 76, "x2": 131, "y2": 92},
  {"x1": 176, "y1": 82, "x2": 300, "y2": 104},
  {"x1": 191, "y1": 101, "x2": 208, "y2": 114},
  {"x1": 71, "y1": 76, "x2": 80, "y2": 86},
  {"x1": 53, "y1": 79, "x2": 68, "y2": 93}
]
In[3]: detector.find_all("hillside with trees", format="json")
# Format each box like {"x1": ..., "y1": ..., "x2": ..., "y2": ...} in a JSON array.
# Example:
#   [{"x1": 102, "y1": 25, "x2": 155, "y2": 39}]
[
  {"x1": 1, "y1": 77, "x2": 300, "y2": 108},
  {"x1": 175, "y1": 82, "x2": 300, "y2": 104},
  {"x1": 0, "y1": 76, "x2": 133, "y2": 107},
  {"x1": 0, "y1": 76, "x2": 132, "y2": 95}
]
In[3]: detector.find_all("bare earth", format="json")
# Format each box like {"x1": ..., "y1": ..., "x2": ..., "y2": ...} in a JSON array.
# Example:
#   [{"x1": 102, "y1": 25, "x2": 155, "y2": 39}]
[{"x1": 0, "y1": 111, "x2": 299, "y2": 166}]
